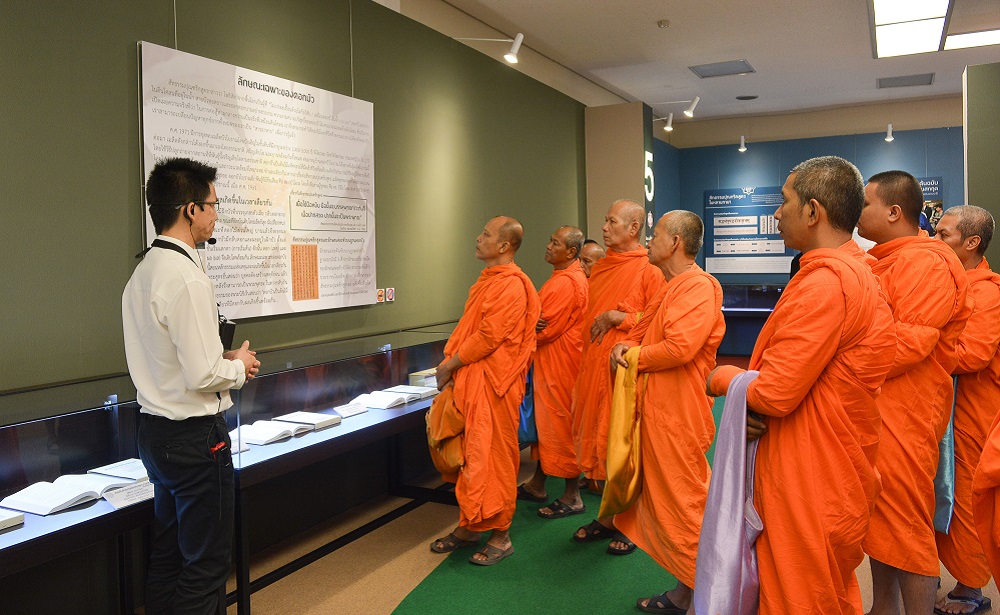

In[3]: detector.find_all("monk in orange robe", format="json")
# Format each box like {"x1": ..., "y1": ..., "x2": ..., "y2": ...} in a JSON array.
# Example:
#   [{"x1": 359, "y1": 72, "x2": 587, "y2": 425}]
[
  {"x1": 518, "y1": 226, "x2": 590, "y2": 517},
  {"x1": 606, "y1": 210, "x2": 725, "y2": 613},
  {"x1": 707, "y1": 156, "x2": 896, "y2": 614},
  {"x1": 570, "y1": 200, "x2": 663, "y2": 547},
  {"x1": 429, "y1": 216, "x2": 541, "y2": 566},
  {"x1": 934, "y1": 206, "x2": 1000, "y2": 615},
  {"x1": 579, "y1": 239, "x2": 606, "y2": 278},
  {"x1": 857, "y1": 170, "x2": 971, "y2": 615}
]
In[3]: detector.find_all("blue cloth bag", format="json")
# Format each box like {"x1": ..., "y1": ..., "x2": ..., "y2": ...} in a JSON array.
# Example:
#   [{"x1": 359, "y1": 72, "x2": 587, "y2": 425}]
[{"x1": 517, "y1": 365, "x2": 537, "y2": 445}]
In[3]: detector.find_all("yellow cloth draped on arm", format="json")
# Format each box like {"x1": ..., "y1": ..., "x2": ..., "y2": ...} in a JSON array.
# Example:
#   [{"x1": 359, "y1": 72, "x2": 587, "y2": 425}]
[{"x1": 599, "y1": 345, "x2": 644, "y2": 518}]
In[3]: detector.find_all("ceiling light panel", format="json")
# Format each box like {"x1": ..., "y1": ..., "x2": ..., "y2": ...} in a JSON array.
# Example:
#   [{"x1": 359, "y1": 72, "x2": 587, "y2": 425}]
[
  {"x1": 945, "y1": 29, "x2": 1000, "y2": 50},
  {"x1": 873, "y1": 0, "x2": 949, "y2": 26},
  {"x1": 876, "y1": 18, "x2": 946, "y2": 57}
]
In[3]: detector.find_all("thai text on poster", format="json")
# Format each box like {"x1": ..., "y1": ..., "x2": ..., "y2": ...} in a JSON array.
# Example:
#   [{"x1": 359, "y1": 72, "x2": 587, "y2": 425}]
[
  {"x1": 704, "y1": 186, "x2": 795, "y2": 274},
  {"x1": 139, "y1": 42, "x2": 376, "y2": 318}
]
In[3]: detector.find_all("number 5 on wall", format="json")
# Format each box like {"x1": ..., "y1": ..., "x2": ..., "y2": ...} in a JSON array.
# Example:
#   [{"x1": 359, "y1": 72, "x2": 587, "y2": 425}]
[{"x1": 644, "y1": 150, "x2": 654, "y2": 202}]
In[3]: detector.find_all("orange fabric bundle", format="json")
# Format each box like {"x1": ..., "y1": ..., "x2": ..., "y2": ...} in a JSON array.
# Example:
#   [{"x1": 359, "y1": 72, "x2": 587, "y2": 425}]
[{"x1": 426, "y1": 385, "x2": 464, "y2": 481}]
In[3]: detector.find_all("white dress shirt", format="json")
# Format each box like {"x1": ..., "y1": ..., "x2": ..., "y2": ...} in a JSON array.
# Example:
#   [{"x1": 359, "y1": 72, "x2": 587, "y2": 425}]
[{"x1": 123, "y1": 235, "x2": 246, "y2": 420}]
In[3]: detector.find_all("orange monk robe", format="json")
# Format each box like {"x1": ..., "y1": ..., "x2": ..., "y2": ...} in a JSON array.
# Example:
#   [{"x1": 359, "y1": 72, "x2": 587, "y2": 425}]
[
  {"x1": 939, "y1": 259, "x2": 1000, "y2": 586},
  {"x1": 532, "y1": 260, "x2": 589, "y2": 478},
  {"x1": 572, "y1": 248, "x2": 663, "y2": 481},
  {"x1": 710, "y1": 242, "x2": 896, "y2": 614},
  {"x1": 613, "y1": 265, "x2": 725, "y2": 589},
  {"x1": 974, "y1": 411, "x2": 1000, "y2": 580},
  {"x1": 445, "y1": 263, "x2": 541, "y2": 532},
  {"x1": 863, "y1": 236, "x2": 971, "y2": 577}
]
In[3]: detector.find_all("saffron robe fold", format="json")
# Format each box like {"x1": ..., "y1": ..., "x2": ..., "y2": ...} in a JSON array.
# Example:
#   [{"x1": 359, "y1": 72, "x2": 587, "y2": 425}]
[
  {"x1": 709, "y1": 241, "x2": 896, "y2": 614},
  {"x1": 572, "y1": 247, "x2": 663, "y2": 480},
  {"x1": 532, "y1": 260, "x2": 589, "y2": 478},
  {"x1": 446, "y1": 263, "x2": 541, "y2": 532},
  {"x1": 613, "y1": 266, "x2": 725, "y2": 589},
  {"x1": 863, "y1": 235, "x2": 971, "y2": 576},
  {"x1": 940, "y1": 258, "x2": 1000, "y2": 586}
]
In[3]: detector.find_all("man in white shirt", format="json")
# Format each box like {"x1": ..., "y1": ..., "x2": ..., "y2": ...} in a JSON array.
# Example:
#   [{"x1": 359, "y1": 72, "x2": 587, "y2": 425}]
[{"x1": 123, "y1": 158, "x2": 259, "y2": 615}]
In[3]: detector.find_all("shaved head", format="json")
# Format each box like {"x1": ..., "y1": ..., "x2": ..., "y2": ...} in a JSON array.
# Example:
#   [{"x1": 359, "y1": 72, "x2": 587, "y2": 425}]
[
  {"x1": 559, "y1": 225, "x2": 585, "y2": 256},
  {"x1": 868, "y1": 170, "x2": 924, "y2": 227},
  {"x1": 660, "y1": 210, "x2": 704, "y2": 257},
  {"x1": 579, "y1": 240, "x2": 605, "y2": 277},
  {"x1": 942, "y1": 205, "x2": 994, "y2": 255},
  {"x1": 494, "y1": 216, "x2": 524, "y2": 253},
  {"x1": 611, "y1": 199, "x2": 646, "y2": 228}
]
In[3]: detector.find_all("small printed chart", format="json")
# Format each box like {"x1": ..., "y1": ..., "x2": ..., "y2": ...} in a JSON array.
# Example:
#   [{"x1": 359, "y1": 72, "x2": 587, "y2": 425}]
[{"x1": 291, "y1": 244, "x2": 320, "y2": 301}]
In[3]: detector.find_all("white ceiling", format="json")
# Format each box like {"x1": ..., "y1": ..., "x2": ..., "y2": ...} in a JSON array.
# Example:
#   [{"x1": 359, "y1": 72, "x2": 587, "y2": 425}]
[{"x1": 440, "y1": 0, "x2": 1000, "y2": 121}]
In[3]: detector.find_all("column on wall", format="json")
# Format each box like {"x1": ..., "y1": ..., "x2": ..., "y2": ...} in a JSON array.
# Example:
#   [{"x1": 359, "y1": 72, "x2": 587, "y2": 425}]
[
  {"x1": 584, "y1": 102, "x2": 654, "y2": 242},
  {"x1": 964, "y1": 62, "x2": 1000, "y2": 268}
]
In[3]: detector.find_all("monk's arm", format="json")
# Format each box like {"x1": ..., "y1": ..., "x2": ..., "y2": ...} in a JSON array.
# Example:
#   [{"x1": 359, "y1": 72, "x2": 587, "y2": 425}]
[
  {"x1": 639, "y1": 278, "x2": 719, "y2": 372},
  {"x1": 457, "y1": 278, "x2": 528, "y2": 363},
  {"x1": 743, "y1": 274, "x2": 843, "y2": 417},
  {"x1": 615, "y1": 266, "x2": 665, "y2": 334},
  {"x1": 954, "y1": 282, "x2": 1000, "y2": 374},
  {"x1": 883, "y1": 254, "x2": 959, "y2": 377}
]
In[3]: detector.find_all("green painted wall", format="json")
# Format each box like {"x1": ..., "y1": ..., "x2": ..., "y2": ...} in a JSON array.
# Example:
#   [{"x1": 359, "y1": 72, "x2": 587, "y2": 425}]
[
  {"x1": 965, "y1": 62, "x2": 1000, "y2": 269},
  {"x1": 0, "y1": 1, "x2": 585, "y2": 410}
]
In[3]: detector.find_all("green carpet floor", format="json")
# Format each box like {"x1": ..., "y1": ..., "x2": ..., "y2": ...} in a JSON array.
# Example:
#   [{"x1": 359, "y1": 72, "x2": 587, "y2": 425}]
[{"x1": 394, "y1": 397, "x2": 726, "y2": 614}]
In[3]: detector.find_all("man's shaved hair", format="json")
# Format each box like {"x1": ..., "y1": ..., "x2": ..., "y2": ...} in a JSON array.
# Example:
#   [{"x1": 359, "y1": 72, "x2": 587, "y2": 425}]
[
  {"x1": 662, "y1": 210, "x2": 704, "y2": 257},
  {"x1": 868, "y1": 170, "x2": 924, "y2": 227},
  {"x1": 943, "y1": 205, "x2": 995, "y2": 255},
  {"x1": 559, "y1": 226, "x2": 585, "y2": 257},
  {"x1": 612, "y1": 199, "x2": 646, "y2": 227},
  {"x1": 790, "y1": 156, "x2": 865, "y2": 233},
  {"x1": 495, "y1": 216, "x2": 524, "y2": 252}
]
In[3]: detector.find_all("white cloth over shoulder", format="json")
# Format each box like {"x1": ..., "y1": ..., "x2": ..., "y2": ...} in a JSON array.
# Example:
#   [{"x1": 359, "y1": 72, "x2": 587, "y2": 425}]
[{"x1": 694, "y1": 370, "x2": 762, "y2": 615}]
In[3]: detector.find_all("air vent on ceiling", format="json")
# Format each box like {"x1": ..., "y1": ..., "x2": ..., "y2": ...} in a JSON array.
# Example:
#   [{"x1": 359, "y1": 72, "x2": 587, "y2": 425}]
[
  {"x1": 877, "y1": 73, "x2": 935, "y2": 88},
  {"x1": 689, "y1": 59, "x2": 755, "y2": 79}
]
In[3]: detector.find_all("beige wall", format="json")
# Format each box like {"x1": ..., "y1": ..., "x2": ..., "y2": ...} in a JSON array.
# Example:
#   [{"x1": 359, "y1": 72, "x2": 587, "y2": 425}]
[{"x1": 584, "y1": 102, "x2": 647, "y2": 239}]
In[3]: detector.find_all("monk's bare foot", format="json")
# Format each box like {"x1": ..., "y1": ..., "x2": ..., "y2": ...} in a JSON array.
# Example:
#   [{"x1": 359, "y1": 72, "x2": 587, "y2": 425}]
[
  {"x1": 936, "y1": 583, "x2": 989, "y2": 614},
  {"x1": 470, "y1": 530, "x2": 512, "y2": 564}
]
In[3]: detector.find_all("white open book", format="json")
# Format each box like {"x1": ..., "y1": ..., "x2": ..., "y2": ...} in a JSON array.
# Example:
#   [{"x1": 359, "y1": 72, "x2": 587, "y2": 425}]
[
  {"x1": 333, "y1": 402, "x2": 367, "y2": 418},
  {"x1": 382, "y1": 385, "x2": 439, "y2": 399},
  {"x1": 0, "y1": 508, "x2": 24, "y2": 531},
  {"x1": 230, "y1": 420, "x2": 313, "y2": 446},
  {"x1": 273, "y1": 411, "x2": 341, "y2": 430},
  {"x1": 0, "y1": 474, "x2": 137, "y2": 516},
  {"x1": 352, "y1": 391, "x2": 415, "y2": 409},
  {"x1": 88, "y1": 458, "x2": 149, "y2": 482}
]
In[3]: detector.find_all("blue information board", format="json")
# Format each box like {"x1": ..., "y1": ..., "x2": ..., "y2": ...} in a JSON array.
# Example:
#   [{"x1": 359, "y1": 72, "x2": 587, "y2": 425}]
[{"x1": 704, "y1": 186, "x2": 795, "y2": 274}]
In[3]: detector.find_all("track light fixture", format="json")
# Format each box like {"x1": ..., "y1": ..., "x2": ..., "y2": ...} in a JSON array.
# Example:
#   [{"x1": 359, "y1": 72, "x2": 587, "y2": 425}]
[
  {"x1": 885, "y1": 123, "x2": 894, "y2": 142},
  {"x1": 454, "y1": 33, "x2": 525, "y2": 65},
  {"x1": 504, "y1": 33, "x2": 524, "y2": 64},
  {"x1": 738, "y1": 135, "x2": 747, "y2": 153},
  {"x1": 663, "y1": 113, "x2": 674, "y2": 132},
  {"x1": 684, "y1": 96, "x2": 700, "y2": 118}
]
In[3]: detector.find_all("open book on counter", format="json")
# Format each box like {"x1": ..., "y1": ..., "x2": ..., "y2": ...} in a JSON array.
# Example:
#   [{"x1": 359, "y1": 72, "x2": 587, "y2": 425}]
[
  {"x1": 88, "y1": 458, "x2": 149, "y2": 482},
  {"x1": 382, "y1": 385, "x2": 439, "y2": 400},
  {"x1": 273, "y1": 411, "x2": 341, "y2": 430},
  {"x1": 230, "y1": 420, "x2": 313, "y2": 446},
  {"x1": 0, "y1": 473, "x2": 140, "y2": 516},
  {"x1": 0, "y1": 508, "x2": 24, "y2": 531},
  {"x1": 352, "y1": 386, "x2": 437, "y2": 409}
]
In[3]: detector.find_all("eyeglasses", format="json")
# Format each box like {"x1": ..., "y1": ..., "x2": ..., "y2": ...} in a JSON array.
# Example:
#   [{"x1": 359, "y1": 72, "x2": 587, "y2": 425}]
[{"x1": 150, "y1": 201, "x2": 222, "y2": 213}]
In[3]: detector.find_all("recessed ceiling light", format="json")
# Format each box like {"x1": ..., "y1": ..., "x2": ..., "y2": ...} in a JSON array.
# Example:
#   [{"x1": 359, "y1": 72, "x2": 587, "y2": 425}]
[
  {"x1": 657, "y1": 19, "x2": 670, "y2": 29},
  {"x1": 876, "y1": 18, "x2": 946, "y2": 57},
  {"x1": 873, "y1": 0, "x2": 949, "y2": 26},
  {"x1": 736, "y1": 95, "x2": 758, "y2": 101},
  {"x1": 945, "y1": 29, "x2": 1000, "y2": 50}
]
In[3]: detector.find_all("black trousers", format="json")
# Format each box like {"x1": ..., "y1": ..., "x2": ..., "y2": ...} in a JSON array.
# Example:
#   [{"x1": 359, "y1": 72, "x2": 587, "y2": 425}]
[{"x1": 138, "y1": 412, "x2": 234, "y2": 615}]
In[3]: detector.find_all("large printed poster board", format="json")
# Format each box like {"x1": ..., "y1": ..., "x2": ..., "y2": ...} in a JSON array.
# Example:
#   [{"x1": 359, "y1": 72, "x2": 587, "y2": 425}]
[
  {"x1": 704, "y1": 186, "x2": 795, "y2": 274},
  {"x1": 140, "y1": 42, "x2": 376, "y2": 318}
]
